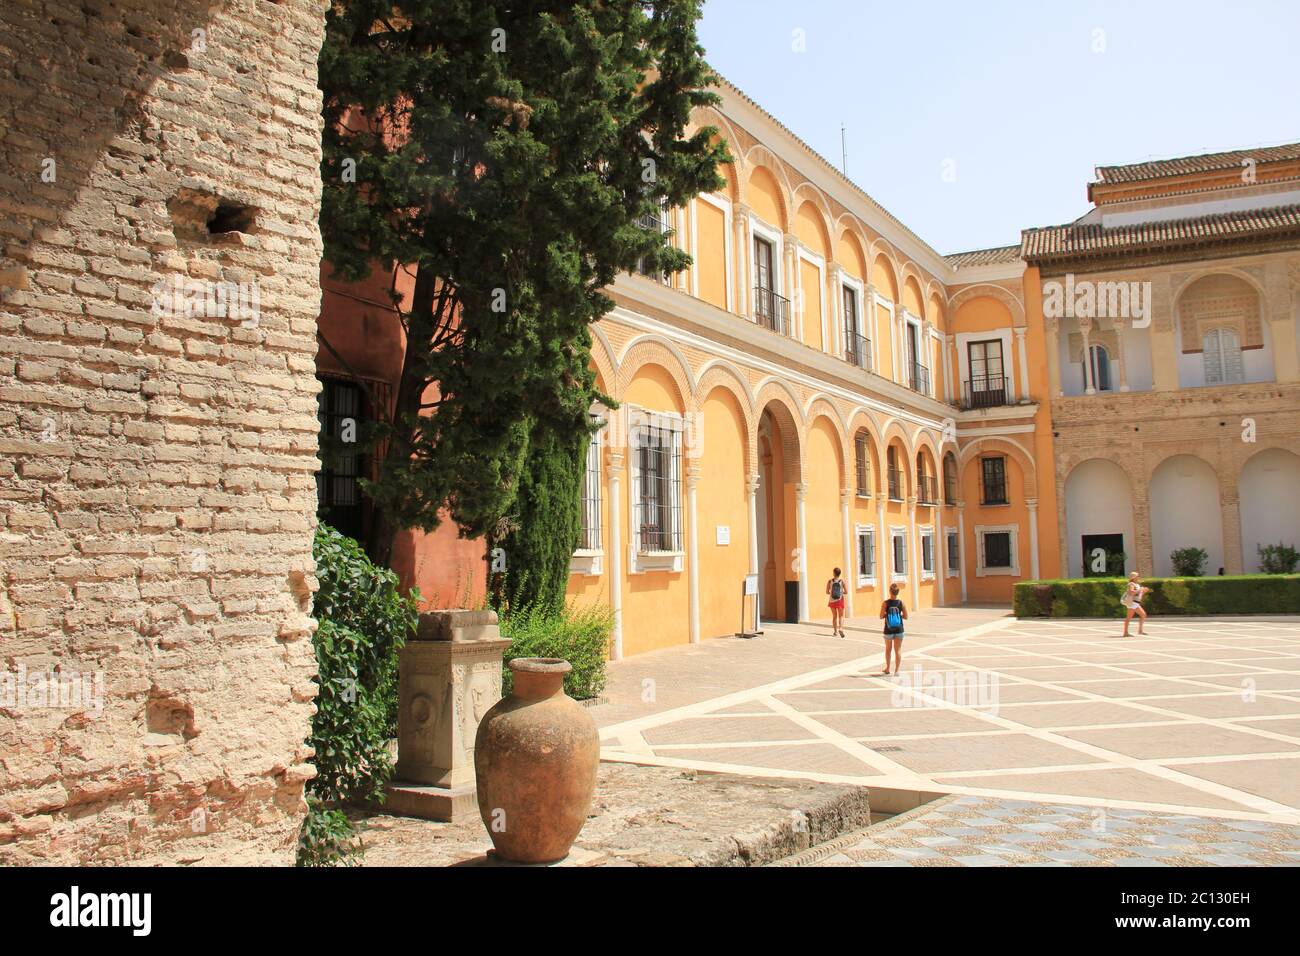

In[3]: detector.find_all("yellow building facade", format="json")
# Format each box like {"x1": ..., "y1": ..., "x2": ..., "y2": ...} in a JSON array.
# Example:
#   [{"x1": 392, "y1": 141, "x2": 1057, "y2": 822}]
[{"x1": 566, "y1": 78, "x2": 1300, "y2": 659}]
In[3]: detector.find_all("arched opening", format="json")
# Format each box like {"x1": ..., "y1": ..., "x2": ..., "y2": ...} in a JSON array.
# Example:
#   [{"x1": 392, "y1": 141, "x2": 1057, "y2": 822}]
[
  {"x1": 1149, "y1": 455, "x2": 1223, "y2": 576},
  {"x1": 1240, "y1": 448, "x2": 1300, "y2": 572},
  {"x1": 1064, "y1": 458, "x2": 1135, "y2": 577},
  {"x1": 756, "y1": 400, "x2": 800, "y2": 622},
  {"x1": 1176, "y1": 274, "x2": 1271, "y2": 387},
  {"x1": 853, "y1": 428, "x2": 874, "y2": 497},
  {"x1": 943, "y1": 452, "x2": 959, "y2": 505},
  {"x1": 916, "y1": 450, "x2": 938, "y2": 505},
  {"x1": 885, "y1": 441, "x2": 907, "y2": 501},
  {"x1": 1087, "y1": 343, "x2": 1112, "y2": 392}
]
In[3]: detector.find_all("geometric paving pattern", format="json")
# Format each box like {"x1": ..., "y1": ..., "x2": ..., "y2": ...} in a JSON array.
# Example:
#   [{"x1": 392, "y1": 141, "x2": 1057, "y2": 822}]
[
  {"x1": 601, "y1": 618, "x2": 1300, "y2": 824},
  {"x1": 786, "y1": 794, "x2": 1300, "y2": 867}
]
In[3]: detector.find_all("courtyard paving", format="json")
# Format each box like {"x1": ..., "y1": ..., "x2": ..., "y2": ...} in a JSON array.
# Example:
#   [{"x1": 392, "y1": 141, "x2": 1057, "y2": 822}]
[{"x1": 595, "y1": 611, "x2": 1300, "y2": 828}]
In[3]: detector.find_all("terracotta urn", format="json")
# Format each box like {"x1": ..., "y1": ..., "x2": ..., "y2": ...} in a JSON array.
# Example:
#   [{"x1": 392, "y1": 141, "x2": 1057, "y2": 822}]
[{"x1": 473, "y1": 657, "x2": 599, "y2": 863}]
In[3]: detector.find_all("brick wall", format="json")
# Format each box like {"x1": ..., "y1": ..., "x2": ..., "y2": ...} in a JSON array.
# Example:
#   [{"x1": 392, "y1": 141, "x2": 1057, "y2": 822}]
[{"x1": 0, "y1": 0, "x2": 327, "y2": 864}]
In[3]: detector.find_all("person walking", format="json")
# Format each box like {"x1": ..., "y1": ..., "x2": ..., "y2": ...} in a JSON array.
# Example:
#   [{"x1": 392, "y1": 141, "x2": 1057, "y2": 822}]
[
  {"x1": 1121, "y1": 571, "x2": 1148, "y2": 637},
  {"x1": 878, "y1": 583, "x2": 907, "y2": 675},
  {"x1": 826, "y1": 567, "x2": 847, "y2": 638}
]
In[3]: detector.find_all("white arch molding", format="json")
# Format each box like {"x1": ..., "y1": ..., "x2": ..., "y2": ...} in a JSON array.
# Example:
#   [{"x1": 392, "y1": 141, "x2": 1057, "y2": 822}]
[{"x1": 1064, "y1": 458, "x2": 1136, "y2": 577}]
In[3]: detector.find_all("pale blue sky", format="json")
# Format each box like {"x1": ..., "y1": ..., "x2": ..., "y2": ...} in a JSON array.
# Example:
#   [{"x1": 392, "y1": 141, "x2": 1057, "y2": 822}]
[{"x1": 697, "y1": 0, "x2": 1300, "y2": 256}]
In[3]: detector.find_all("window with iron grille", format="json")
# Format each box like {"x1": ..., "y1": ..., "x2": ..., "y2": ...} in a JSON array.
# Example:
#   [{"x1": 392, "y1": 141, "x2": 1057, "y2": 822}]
[
  {"x1": 316, "y1": 377, "x2": 366, "y2": 540},
  {"x1": 891, "y1": 530, "x2": 907, "y2": 576},
  {"x1": 633, "y1": 416, "x2": 682, "y2": 553},
  {"x1": 983, "y1": 531, "x2": 1012, "y2": 568},
  {"x1": 943, "y1": 454, "x2": 958, "y2": 504},
  {"x1": 635, "y1": 201, "x2": 670, "y2": 280},
  {"x1": 887, "y1": 446, "x2": 903, "y2": 500},
  {"x1": 981, "y1": 456, "x2": 1008, "y2": 505},
  {"x1": 921, "y1": 529, "x2": 935, "y2": 575},
  {"x1": 577, "y1": 431, "x2": 602, "y2": 551},
  {"x1": 856, "y1": 527, "x2": 876, "y2": 581},
  {"x1": 854, "y1": 432, "x2": 871, "y2": 496},
  {"x1": 946, "y1": 531, "x2": 960, "y2": 572}
]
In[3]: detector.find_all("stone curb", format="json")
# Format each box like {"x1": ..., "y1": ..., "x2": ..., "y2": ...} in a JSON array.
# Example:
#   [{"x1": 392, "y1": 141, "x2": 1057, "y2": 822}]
[{"x1": 768, "y1": 794, "x2": 959, "y2": 867}]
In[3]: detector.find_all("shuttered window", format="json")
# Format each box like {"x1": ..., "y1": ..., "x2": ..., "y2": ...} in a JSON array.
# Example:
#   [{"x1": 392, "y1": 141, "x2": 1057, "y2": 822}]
[{"x1": 1203, "y1": 327, "x2": 1244, "y2": 385}]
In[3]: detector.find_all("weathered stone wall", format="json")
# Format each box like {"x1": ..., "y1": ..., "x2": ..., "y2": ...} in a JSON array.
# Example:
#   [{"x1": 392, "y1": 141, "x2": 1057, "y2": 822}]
[{"x1": 0, "y1": 0, "x2": 327, "y2": 864}]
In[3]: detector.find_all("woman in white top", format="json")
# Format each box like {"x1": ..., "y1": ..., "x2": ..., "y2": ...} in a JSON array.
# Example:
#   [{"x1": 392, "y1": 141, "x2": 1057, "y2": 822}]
[{"x1": 1121, "y1": 571, "x2": 1148, "y2": 637}]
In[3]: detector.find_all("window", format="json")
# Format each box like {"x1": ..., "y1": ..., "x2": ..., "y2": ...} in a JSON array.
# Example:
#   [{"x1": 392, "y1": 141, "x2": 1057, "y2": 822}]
[
  {"x1": 854, "y1": 432, "x2": 871, "y2": 497},
  {"x1": 1202, "y1": 327, "x2": 1244, "y2": 385},
  {"x1": 905, "y1": 321, "x2": 929, "y2": 394},
  {"x1": 887, "y1": 446, "x2": 903, "y2": 500},
  {"x1": 920, "y1": 528, "x2": 935, "y2": 578},
  {"x1": 1088, "y1": 344, "x2": 1112, "y2": 391},
  {"x1": 635, "y1": 200, "x2": 670, "y2": 280},
  {"x1": 976, "y1": 524, "x2": 1020, "y2": 577},
  {"x1": 632, "y1": 416, "x2": 682, "y2": 554},
  {"x1": 946, "y1": 530, "x2": 960, "y2": 575},
  {"x1": 316, "y1": 377, "x2": 365, "y2": 540},
  {"x1": 966, "y1": 339, "x2": 1007, "y2": 408},
  {"x1": 891, "y1": 528, "x2": 908, "y2": 579},
  {"x1": 943, "y1": 454, "x2": 958, "y2": 505},
  {"x1": 980, "y1": 456, "x2": 1008, "y2": 506},
  {"x1": 578, "y1": 431, "x2": 602, "y2": 552},
  {"x1": 843, "y1": 286, "x2": 870, "y2": 370},
  {"x1": 855, "y1": 526, "x2": 876, "y2": 584},
  {"x1": 917, "y1": 453, "x2": 937, "y2": 504}
]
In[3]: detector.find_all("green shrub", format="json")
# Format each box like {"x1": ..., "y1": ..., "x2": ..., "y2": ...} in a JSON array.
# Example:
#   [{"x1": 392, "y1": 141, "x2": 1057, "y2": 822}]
[
  {"x1": 1082, "y1": 550, "x2": 1126, "y2": 577},
  {"x1": 1259, "y1": 542, "x2": 1300, "y2": 574},
  {"x1": 297, "y1": 524, "x2": 419, "y2": 866},
  {"x1": 500, "y1": 601, "x2": 613, "y2": 700},
  {"x1": 1015, "y1": 574, "x2": 1300, "y2": 618},
  {"x1": 1170, "y1": 547, "x2": 1208, "y2": 577},
  {"x1": 297, "y1": 798, "x2": 362, "y2": 868}
]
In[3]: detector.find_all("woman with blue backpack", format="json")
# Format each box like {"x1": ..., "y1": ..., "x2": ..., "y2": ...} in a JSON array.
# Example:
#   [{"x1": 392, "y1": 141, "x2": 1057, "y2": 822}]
[
  {"x1": 825, "y1": 567, "x2": 847, "y2": 638},
  {"x1": 878, "y1": 583, "x2": 907, "y2": 676}
]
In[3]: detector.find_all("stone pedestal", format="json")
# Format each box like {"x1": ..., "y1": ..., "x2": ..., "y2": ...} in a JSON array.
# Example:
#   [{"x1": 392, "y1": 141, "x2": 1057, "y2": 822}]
[{"x1": 384, "y1": 609, "x2": 511, "y2": 822}]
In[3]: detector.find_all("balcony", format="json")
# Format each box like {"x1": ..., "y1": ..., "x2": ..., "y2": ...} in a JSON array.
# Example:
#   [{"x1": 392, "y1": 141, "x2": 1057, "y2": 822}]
[
  {"x1": 917, "y1": 474, "x2": 938, "y2": 505},
  {"x1": 907, "y1": 362, "x2": 930, "y2": 396},
  {"x1": 887, "y1": 467, "x2": 904, "y2": 501},
  {"x1": 753, "y1": 285, "x2": 791, "y2": 335},
  {"x1": 961, "y1": 374, "x2": 1013, "y2": 410},
  {"x1": 844, "y1": 330, "x2": 873, "y2": 372}
]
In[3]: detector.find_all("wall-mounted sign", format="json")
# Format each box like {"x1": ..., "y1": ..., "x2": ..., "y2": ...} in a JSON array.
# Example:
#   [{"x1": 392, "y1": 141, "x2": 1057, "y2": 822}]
[{"x1": 716, "y1": 525, "x2": 730, "y2": 545}]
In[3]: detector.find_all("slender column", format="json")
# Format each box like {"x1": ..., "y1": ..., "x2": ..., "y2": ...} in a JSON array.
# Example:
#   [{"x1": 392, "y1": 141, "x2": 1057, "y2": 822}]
[
  {"x1": 840, "y1": 490, "x2": 854, "y2": 618},
  {"x1": 1015, "y1": 326, "x2": 1030, "y2": 403},
  {"x1": 1080, "y1": 322, "x2": 1095, "y2": 394},
  {"x1": 784, "y1": 234, "x2": 800, "y2": 339},
  {"x1": 1026, "y1": 497, "x2": 1041, "y2": 580},
  {"x1": 946, "y1": 334, "x2": 958, "y2": 403},
  {"x1": 908, "y1": 497, "x2": 919, "y2": 602},
  {"x1": 1046, "y1": 317, "x2": 1063, "y2": 398},
  {"x1": 607, "y1": 451, "x2": 625, "y2": 660},
  {"x1": 795, "y1": 482, "x2": 810, "y2": 622},
  {"x1": 734, "y1": 203, "x2": 752, "y2": 318},
  {"x1": 1114, "y1": 320, "x2": 1130, "y2": 391},
  {"x1": 829, "y1": 265, "x2": 843, "y2": 357},
  {"x1": 746, "y1": 474, "x2": 761, "y2": 577},
  {"x1": 956, "y1": 502, "x2": 968, "y2": 603},
  {"x1": 686, "y1": 465, "x2": 700, "y2": 644}
]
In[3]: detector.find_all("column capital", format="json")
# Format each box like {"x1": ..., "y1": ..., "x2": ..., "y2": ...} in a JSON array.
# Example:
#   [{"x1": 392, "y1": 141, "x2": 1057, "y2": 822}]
[
  {"x1": 734, "y1": 202, "x2": 752, "y2": 219},
  {"x1": 840, "y1": 489, "x2": 852, "y2": 507},
  {"x1": 794, "y1": 482, "x2": 809, "y2": 501},
  {"x1": 1014, "y1": 325, "x2": 1027, "y2": 340},
  {"x1": 1024, "y1": 497, "x2": 1038, "y2": 511},
  {"x1": 606, "y1": 450, "x2": 625, "y2": 477},
  {"x1": 746, "y1": 474, "x2": 761, "y2": 496}
]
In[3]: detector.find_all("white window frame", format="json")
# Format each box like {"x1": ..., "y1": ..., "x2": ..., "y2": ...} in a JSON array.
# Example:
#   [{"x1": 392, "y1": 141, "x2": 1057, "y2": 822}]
[
  {"x1": 570, "y1": 426, "x2": 604, "y2": 576},
  {"x1": 975, "y1": 523, "x2": 1020, "y2": 578},
  {"x1": 919, "y1": 526, "x2": 936, "y2": 580},
  {"x1": 945, "y1": 529, "x2": 960, "y2": 578},
  {"x1": 854, "y1": 524, "x2": 876, "y2": 587},
  {"x1": 1202, "y1": 326, "x2": 1244, "y2": 386},
  {"x1": 841, "y1": 273, "x2": 866, "y2": 366},
  {"x1": 902, "y1": 309, "x2": 929, "y2": 396},
  {"x1": 627, "y1": 406, "x2": 685, "y2": 574},
  {"x1": 889, "y1": 525, "x2": 909, "y2": 583}
]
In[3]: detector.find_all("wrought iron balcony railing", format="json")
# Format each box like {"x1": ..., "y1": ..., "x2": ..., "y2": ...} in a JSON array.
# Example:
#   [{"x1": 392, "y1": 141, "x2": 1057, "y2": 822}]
[
  {"x1": 908, "y1": 362, "x2": 931, "y2": 396},
  {"x1": 887, "y1": 467, "x2": 905, "y2": 501},
  {"x1": 844, "y1": 330, "x2": 872, "y2": 372},
  {"x1": 917, "y1": 475, "x2": 939, "y2": 505},
  {"x1": 753, "y1": 285, "x2": 791, "y2": 335},
  {"x1": 961, "y1": 374, "x2": 1014, "y2": 410}
]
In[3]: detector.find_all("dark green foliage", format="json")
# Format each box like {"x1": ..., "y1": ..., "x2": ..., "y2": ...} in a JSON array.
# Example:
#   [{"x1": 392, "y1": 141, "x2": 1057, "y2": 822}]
[
  {"x1": 1014, "y1": 575, "x2": 1300, "y2": 618},
  {"x1": 1170, "y1": 547, "x2": 1208, "y2": 577},
  {"x1": 306, "y1": 524, "x2": 418, "y2": 800},
  {"x1": 297, "y1": 798, "x2": 363, "y2": 868},
  {"x1": 317, "y1": 1, "x2": 729, "y2": 573},
  {"x1": 501, "y1": 602, "x2": 613, "y2": 700},
  {"x1": 1258, "y1": 542, "x2": 1300, "y2": 574}
]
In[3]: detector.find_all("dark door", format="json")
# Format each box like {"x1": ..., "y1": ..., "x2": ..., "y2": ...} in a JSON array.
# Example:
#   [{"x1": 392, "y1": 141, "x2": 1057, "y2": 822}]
[
  {"x1": 1081, "y1": 533, "x2": 1125, "y2": 577},
  {"x1": 967, "y1": 339, "x2": 1006, "y2": 408}
]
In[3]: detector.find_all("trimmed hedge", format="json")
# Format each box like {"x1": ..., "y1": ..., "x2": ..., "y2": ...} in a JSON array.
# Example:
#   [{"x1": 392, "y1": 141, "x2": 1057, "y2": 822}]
[{"x1": 1014, "y1": 575, "x2": 1300, "y2": 618}]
